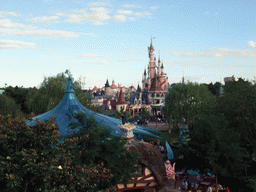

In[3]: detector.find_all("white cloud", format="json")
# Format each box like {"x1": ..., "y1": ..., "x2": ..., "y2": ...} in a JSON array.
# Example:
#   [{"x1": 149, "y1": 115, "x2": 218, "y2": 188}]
[
  {"x1": 89, "y1": 2, "x2": 107, "y2": 7},
  {"x1": 124, "y1": 4, "x2": 135, "y2": 8},
  {"x1": 124, "y1": 4, "x2": 141, "y2": 8},
  {"x1": 74, "y1": 53, "x2": 106, "y2": 57},
  {"x1": 144, "y1": 12, "x2": 152, "y2": 16},
  {"x1": 117, "y1": 58, "x2": 144, "y2": 62},
  {"x1": 0, "y1": 19, "x2": 27, "y2": 28},
  {"x1": 27, "y1": 16, "x2": 60, "y2": 24},
  {"x1": 134, "y1": 12, "x2": 143, "y2": 18},
  {"x1": 247, "y1": 41, "x2": 256, "y2": 48},
  {"x1": 15, "y1": 29, "x2": 90, "y2": 38},
  {"x1": 84, "y1": 61, "x2": 109, "y2": 65},
  {"x1": 57, "y1": 7, "x2": 152, "y2": 25},
  {"x1": 171, "y1": 48, "x2": 256, "y2": 58},
  {"x1": 150, "y1": 6, "x2": 158, "y2": 10},
  {"x1": 0, "y1": 19, "x2": 94, "y2": 38},
  {"x1": 113, "y1": 15, "x2": 126, "y2": 22},
  {"x1": 0, "y1": 39, "x2": 37, "y2": 50},
  {"x1": 0, "y1": 11, "x2": 20, "y2": 18},
  {"x1": 116, "y1": 9, "x2": 133, "y2": 15},
  {"x1": 59, "y1": 7, "x2": 111, "y2": 25}
]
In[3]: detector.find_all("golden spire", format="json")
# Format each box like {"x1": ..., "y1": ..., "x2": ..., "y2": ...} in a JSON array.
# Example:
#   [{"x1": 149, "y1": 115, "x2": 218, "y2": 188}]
[{"x1": 150, "y1": 36, "x2": 155, "y2": 48}]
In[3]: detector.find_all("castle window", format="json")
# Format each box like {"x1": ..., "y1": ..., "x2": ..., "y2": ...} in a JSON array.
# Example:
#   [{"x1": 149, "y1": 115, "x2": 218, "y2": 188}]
[
  {"x1": 151, "y1": 93, "x2": 154, "y2": 97},
  {"x1": 156, "y1": 93, "x2": 160, "y2": 97}
]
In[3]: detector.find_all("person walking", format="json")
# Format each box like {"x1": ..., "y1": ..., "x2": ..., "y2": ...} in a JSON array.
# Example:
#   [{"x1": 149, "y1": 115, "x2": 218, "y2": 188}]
[
  {"x1": 207, "y1": 185, "x2": 213, "y2": 192},
  {"x1": 181, "y1": 178, "x2": 188, "y2": 192}
]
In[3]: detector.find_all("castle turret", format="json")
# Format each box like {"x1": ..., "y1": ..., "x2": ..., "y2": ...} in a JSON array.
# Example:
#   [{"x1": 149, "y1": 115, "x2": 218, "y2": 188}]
[
  {"x1": 148, "y1": 37, "x2": 156, "y2": 80},
  {"x1": 158, "y1": 50, "x2": 161, "y2": 75},
  {"x1": 105, "y1": 79, "x2": 111, "y2": 96},
  {"x1": 142, "y1": 69, "x2": 147, "y2": 91},
  {"x1": 160, "y1": 61, "x2": 164, "y2": 74},
  {"x1": 116, "y1": 89, "x2": 127, "y2": 112},
  {"x1": 137, "y1": 84, "x2": 141, "y2": 93}
]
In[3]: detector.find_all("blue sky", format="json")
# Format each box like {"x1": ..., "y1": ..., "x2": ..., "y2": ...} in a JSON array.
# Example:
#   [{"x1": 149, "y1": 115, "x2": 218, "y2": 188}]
[{"x1": 1, "y1": 0, "x2": 255, "y2": 89}]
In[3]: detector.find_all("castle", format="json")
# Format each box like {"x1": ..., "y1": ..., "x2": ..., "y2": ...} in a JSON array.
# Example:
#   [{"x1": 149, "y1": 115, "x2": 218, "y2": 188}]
[
  {"x1": 90, "y1": 38, "x2": 169, "y2": 118},
  {"x1": 142, "y1": 37, "x2": 169, "y2": 116}
]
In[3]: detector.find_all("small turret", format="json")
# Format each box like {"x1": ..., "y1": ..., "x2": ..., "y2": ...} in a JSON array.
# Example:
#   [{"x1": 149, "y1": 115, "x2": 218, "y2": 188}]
[
  {"x1": 137, "y1": 84, "x2": 141, "y2": 92},
  {"x1": 158, "y1": 50, "x2": 161, "y2": 63},
  {"x1": 105, "y1": 79, "x2": 110, "y2": 87},
  {"x1": 161, "y1": 62, "x2": 164, "y2": 69},
  {"x1": 105, "y1": 79, "x2": 111, "y2": 96}
]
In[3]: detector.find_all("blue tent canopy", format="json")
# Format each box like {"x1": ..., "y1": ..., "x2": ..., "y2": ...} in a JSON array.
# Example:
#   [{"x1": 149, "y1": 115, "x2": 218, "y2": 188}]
[
  {"x1": 26, "y1": 75, "x2": 173, "y2": 158},
  {"x1": 26, "y1": 77, "x2": 164, "y2": 140}
]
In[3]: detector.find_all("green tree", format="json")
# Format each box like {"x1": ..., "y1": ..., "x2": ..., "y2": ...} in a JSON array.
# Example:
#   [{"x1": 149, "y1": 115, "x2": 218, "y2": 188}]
[
  {"x1": 0, "y1": 94, "x2": 23, "y2": 118},
  {"x1": 0, "y1": 114, "x2": 115, "y2": 192},
  {"x1": 3, "y1": 86, "x2": 31, "y2": 114},
  {"x1": 165, "y1": 82, "x2": 215, "y2": 128},
  {"x1": 218, "y1": 78, "x2": 256, "y2": 158},
  {"x1": 138, "y1": 107, "x2": 150, "y2": 124},
  {"x1": 114, "y1": 106, "x2": 125, "y2": 119},
  {"x1": 66, "y1": 111, "x2": 141, "y2": 185},
  {"x1": 184, "y1": 78, "x2": 256, "y2": 191},
  {"x1": 26, "y1": 72, "x2": 91, "y2": 115}
]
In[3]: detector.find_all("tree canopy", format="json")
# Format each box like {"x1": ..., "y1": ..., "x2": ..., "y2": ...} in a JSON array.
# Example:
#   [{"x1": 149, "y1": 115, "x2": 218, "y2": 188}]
[
  {"x1": 66, "y1": 111, "x2": 141, "y2": 184},
  {"x1": 165, "y1": 82, "x2": 215, "y2": 126},
  {"x1": 0, "y1": 111, "x2": 141, "y2": 191},
  {"x1": 0, "y1": 94, "x2": 23, "y2": 118},
  {"x1": 26, "y1": 72, "x2": 91, "y2": 115},
  {"x1": 180, "y1": 78, "x2": 256, "y2": 191}
]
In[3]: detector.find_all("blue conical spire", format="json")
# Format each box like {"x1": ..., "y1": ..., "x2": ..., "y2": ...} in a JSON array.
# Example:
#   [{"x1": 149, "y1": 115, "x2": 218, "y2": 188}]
[
  {"x1": 161, "y1": 62, "x2": 164, "y2": 69},
  {"x1": 26, "y1": 70, "x2": 166, "y2": 146}
]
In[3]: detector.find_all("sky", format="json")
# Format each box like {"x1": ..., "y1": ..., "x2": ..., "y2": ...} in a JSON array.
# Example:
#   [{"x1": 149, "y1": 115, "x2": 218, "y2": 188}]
[{"x1": 0, "y1": 0, "x2": 255, "y2": 89}]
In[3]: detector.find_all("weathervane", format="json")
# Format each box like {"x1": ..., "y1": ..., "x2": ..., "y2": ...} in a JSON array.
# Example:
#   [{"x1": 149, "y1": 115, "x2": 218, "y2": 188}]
[
  {"x1": 63, "y1": 69, "x2": 75, "y2": 91},
  {"x1": 65, "y1": 69, "x2": 73, "y2": 80}
]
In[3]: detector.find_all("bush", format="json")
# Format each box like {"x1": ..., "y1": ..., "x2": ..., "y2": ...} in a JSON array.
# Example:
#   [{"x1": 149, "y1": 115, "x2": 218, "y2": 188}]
[
  {"x1": 0, "y1": 94, "x2": 23, "y2": 118},
  {"x1": 0, "y1": 115, "x2": 114, "y2": 192}
]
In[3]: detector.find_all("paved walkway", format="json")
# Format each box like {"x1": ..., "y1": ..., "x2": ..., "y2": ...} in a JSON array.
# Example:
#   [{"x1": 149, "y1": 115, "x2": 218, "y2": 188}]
[{"x1": 145, "y1": 122, "x2": 170, "y2": 130}]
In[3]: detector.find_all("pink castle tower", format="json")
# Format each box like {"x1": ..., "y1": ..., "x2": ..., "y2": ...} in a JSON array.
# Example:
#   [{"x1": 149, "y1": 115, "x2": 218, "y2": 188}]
[
  {"x1": 158, "y1": 50, "x2": 161, "y2": 76},
  {"x1": 158, "y1": 61, "x2": 167, "y2": 90},
  {"x1": 148, "y1": 37, "x2": 156, "y2": 81},
  {"x1": 142, "y1": 38, "x2": 169, "y2": 92}
]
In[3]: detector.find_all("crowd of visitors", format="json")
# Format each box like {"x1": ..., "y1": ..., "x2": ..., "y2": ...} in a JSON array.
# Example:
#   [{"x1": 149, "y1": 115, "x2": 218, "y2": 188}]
[
  {"x1": 169, "y1": 166, "x2": 231, "y2": 192},
  {"x1": 150, "y1": 141, "x2": 166, "y2": 155}
]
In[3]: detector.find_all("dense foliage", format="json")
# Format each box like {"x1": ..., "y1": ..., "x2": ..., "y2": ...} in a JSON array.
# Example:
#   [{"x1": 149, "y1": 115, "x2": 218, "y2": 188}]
[
  {"x1": 168, "y1": 78, "x2": 256, "y2": 192},
  {"x1": 0, "y1": 111, "x2": 141, "y2": 191},
  {"x1": 26, "y1": 72, "x2": 91, "y2": 115},
  {"x1": 0, "y1": 94, "x2": 23, "y2": 118},
  {"x1": 0, "y1": 114, "x2": 114, "y2": 191},
  {"x1": 66, "y1": 112, "x2": 141, "y2": 184},
  {"x1": 165, "y1": 82, "x2": 215, "y2": 127},
  {"x1": 1, "y1": 72, "x2": 92, "y2": 117}
]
